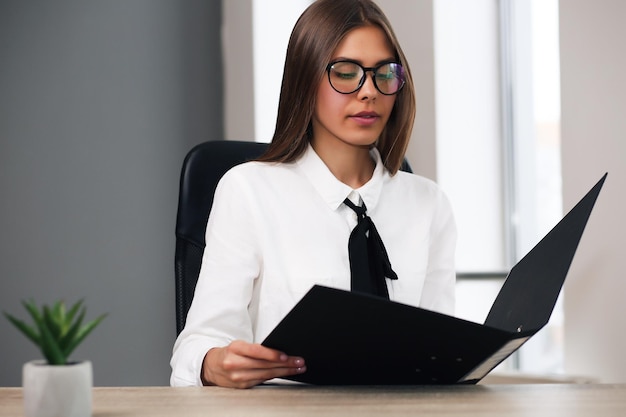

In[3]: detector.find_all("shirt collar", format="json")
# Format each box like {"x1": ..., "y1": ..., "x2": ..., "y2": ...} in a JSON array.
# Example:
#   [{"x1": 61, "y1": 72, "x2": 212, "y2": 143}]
[{"x1": 296, "y1": 143, "x2": 386, "y2": 212}]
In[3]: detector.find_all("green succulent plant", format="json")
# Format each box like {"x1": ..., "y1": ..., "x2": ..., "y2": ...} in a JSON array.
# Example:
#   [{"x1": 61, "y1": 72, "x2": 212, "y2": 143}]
[{"x1": 4, "y1": 299, "x2": 107, "y2": 365}]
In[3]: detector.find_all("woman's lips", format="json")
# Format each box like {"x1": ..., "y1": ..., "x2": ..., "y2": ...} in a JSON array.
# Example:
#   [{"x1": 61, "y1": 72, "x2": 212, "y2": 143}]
[{"x1": 350, "y1": 111, "x2": 380, "y2": 126}]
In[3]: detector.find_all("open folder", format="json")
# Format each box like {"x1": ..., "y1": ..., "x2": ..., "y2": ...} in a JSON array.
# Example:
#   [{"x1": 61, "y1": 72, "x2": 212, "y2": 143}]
[{"x1": 262, "y1": 173, "x2": 607, "y2": 385}]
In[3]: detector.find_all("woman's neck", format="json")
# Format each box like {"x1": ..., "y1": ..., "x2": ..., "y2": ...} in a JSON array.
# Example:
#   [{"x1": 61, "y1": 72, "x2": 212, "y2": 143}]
[{"x1": 310, "y1": 138, "x2": 375, "y2": 189}]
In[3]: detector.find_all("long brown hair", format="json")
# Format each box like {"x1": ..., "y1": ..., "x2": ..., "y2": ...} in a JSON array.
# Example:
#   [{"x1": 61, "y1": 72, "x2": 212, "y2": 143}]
[{"x1": 257, "y1": 0, "x2": 416, "y2": 175}]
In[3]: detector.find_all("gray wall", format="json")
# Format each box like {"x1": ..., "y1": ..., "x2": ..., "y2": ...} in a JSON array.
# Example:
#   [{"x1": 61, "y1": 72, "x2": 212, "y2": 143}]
[
  {"x1": 0, "y1": 0, "x2": 222, "y2": 386},
  {"x1": 560, "y1": 0, "x2": 626, "y2": 382}
]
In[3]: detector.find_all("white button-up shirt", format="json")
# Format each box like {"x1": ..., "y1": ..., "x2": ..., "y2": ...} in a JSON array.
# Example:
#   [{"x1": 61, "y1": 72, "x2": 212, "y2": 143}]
[{"x1": 170, "y1": 144, "x2": 457, "y2": 386}]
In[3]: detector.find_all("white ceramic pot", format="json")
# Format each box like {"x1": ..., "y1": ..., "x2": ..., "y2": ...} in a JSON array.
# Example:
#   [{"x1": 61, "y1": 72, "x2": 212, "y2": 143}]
[{"x1": 22, "y1": 360, "x2": 93, "y2": 417}]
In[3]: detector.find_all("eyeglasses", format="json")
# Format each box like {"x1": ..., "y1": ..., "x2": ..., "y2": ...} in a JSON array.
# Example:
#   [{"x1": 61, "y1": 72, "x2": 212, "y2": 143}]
[{"x1": 326, "y1": 60, "x2": 406, "y2": 95}]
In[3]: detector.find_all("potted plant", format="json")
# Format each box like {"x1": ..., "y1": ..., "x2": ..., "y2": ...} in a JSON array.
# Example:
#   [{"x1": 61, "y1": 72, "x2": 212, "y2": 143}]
[{"x1": 4, "y1": 299, "x2": 106, "y2": 417}]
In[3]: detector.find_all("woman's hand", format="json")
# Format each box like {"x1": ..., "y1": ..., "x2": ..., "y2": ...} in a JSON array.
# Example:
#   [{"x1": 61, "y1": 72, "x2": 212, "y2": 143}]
[{"x1": 201, "y1": 340, "x2": 306, "y2": 388}]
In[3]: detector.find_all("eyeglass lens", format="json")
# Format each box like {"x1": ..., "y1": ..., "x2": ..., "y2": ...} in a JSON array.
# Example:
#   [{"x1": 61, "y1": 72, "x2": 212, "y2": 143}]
[{"x1": 328, "y1": 61, "x2": 405, "y2": 95}]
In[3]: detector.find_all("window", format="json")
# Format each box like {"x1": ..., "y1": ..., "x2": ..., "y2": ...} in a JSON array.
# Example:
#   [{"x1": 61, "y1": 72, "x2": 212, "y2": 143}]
[
  {"x1": 508, "y1": 0, "x2": 563, "y2": 374},
  {"x1": 436, "y1": 0, "x2": 563, "y2": 373},
  {"x1": 253, "y1": 0, "x2": 312, "y2": 142}
]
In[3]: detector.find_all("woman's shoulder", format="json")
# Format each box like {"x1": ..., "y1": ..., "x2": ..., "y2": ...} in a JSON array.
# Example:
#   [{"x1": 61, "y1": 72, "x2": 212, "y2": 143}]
[
  {"x1": 223, "y1": 159, "x2": 289, "y2": 177},
  {"x1": 385, "y1": 171, "x2": 454, "y2": 218},
  {"x1": 218, "y1": 160, "x2": 295, "y2": 189},
  {"x1": 389, "y1": 170, "x2": 444, "y2": 196}
]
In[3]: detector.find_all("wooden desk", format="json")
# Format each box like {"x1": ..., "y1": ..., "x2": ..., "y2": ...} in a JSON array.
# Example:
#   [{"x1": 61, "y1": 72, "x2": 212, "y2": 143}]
[{"x1": 1, "y1": 384, "x2": 625, "y2": 417}]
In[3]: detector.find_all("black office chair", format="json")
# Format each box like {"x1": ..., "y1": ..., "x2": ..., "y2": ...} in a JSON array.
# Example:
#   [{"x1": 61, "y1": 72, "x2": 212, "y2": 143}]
[
  {"x1": 175, "y1": 140, "x2": 269, "y2": 334},
  {"x1": 174, "y1": 140, "x2": 413, "y2": 335}
]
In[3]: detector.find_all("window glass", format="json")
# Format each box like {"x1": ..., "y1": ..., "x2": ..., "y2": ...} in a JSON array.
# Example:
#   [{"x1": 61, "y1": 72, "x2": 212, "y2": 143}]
[{"x1": 436, "y1": 0, "x2": 563, "y2": 374}]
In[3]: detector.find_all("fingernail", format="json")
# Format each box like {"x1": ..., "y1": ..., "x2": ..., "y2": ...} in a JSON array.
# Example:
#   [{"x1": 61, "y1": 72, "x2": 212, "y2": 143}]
[
  {"x1": 296, "y1": 366, "x2": 306, "y2": 373},
  {"x1": 280, "y1": 353, "x2": 288, "y2": 361},
  {"x1": 294, "y1": 358, "x2": 304, "y2": 366}
]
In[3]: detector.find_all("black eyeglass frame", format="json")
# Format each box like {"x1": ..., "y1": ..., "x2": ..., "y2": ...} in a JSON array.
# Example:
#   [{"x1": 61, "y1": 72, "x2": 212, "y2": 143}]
[{"x1": 325, "y1": 59, "x2": 406, "y2": 96}]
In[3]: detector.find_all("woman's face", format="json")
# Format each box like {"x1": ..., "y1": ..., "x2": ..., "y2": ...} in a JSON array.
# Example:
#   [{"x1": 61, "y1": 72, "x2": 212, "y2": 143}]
[{"x1": 312, "y1": 25, "x2": 397, "y2": 151}]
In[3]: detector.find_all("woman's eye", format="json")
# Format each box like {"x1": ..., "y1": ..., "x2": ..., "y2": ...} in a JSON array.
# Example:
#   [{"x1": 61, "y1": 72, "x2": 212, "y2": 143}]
[
  {"x1": 376, "y1": 72, "x2": 394, "y2": 81},
  {"x1": 336, "y1": 71, "x2": 358, "y2": 79}
]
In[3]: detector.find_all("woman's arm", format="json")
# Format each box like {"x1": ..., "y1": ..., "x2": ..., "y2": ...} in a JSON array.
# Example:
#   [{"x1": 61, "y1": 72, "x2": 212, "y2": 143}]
[
  {"x1": 171, "y1": 168, "x2": 306, "y2": 387},
  {"x1": 419, "y1": 188, "x2": 457, "y2": 315}
]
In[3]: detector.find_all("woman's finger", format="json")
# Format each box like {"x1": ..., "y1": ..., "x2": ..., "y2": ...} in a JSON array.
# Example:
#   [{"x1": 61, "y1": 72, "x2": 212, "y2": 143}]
[{"x1": 202, "y1": 341, "x2": 306, "y2": 388}]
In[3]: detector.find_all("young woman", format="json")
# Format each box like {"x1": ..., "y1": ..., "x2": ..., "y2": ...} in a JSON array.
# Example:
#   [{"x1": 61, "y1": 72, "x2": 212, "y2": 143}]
[{"x1": 170, "y1": 0, "x2": 456, "y2": 388}]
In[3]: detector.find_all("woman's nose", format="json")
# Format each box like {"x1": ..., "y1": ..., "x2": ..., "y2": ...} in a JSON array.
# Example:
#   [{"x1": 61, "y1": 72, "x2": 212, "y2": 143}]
[{"x1": 358, "y1": 72, "x2": 378, "y2": 100}]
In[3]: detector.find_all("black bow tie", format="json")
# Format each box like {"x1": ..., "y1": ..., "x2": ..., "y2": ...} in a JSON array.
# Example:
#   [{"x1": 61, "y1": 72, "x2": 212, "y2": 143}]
[{"x1": 344, "y1": 198, "x2": 398, "y2": 299}]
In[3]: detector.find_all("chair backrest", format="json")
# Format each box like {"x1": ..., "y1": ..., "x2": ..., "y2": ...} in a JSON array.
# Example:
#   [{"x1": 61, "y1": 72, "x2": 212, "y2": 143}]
[
  {"x1": 175, "y1": 140, "x2": 268, "y2": 334},
  {"x1": 174, "y1": 140, "x2": 413, "y2": 335}
]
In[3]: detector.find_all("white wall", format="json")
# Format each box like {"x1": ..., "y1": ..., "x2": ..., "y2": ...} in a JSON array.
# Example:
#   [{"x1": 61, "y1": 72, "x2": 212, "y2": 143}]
[{"x1": 560, "y1": 0, "x2": 626, "y2": 382}]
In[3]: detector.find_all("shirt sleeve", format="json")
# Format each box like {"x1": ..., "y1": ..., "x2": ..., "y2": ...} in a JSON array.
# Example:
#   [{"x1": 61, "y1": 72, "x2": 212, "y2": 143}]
[
  {"x1": 419, "y1": 188, "x2": 457, "y2": 315},
  {"x1": 170, "y1": 167, "x2": 261, "y2": 386}
]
